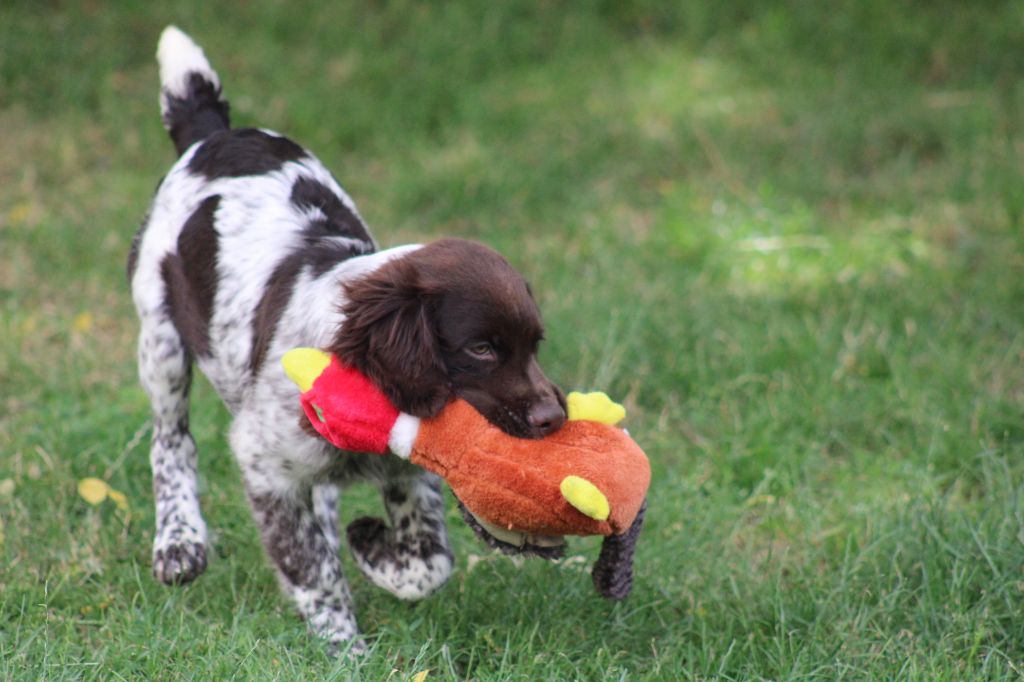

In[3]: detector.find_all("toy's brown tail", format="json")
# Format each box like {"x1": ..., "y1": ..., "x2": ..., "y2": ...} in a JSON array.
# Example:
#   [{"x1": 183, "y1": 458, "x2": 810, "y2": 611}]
[{"x1": 591, "y1": 499, "x2": 646, "y2": 600}]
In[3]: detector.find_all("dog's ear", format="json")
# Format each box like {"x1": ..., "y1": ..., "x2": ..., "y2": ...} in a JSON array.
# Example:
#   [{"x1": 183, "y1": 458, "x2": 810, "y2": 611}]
[{"x1": 332, "y1": 259, "x2": 451, "y2": 418}]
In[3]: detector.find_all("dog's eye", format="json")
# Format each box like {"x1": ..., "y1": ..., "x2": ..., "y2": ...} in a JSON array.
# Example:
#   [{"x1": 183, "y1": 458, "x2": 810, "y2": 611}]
[{"x1": 465, "y1": 342, "x2": 496, "y2": 361}]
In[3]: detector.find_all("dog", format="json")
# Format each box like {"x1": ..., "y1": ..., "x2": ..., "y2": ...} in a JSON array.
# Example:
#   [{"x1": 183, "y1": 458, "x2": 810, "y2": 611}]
[{"x1": 129, "y1": 26, "x2": 567, "y2": 654}]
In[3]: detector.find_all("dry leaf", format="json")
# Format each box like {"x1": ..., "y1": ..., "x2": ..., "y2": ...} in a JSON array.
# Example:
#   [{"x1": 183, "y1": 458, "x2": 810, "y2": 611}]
[
  {"x1": 411, "y1": 671, "x2": 430, "y2": 682},
  {"x1": 73, "y1": 312, "x2": 94, "y2": 333},
  {"x1": 78, "y1": 478, "x2": 109, "y2": 505},
  {"x1": 107, "y1": 488, "x2": 129, "y2": 512},
  {"x1": 0, "y1": 478, "x2": 14, "y2": 497},
  {"x1": 8, "y1": 202, "x2": 31, "y2": 225}
]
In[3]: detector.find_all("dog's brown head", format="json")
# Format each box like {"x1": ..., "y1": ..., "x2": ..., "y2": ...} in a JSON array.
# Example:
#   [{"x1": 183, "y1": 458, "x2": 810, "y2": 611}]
[{"x1": 333, "y1": 238, "x2": 566, "y2": 438}]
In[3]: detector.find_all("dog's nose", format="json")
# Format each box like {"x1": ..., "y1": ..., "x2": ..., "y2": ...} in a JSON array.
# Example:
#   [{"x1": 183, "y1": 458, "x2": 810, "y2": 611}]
[{"x1": 528, "y1": 401, "x2": 566, "y2": 436}]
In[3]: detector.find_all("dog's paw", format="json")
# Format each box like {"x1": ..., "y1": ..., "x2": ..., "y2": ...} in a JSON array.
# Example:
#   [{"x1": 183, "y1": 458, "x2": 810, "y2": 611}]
[
  {"x1": 346, "y1": 516, "x2": 453, "y2": 600},
  {"x1": 153, "y1": 541, "x2": 208, "y2": 585},
  {"x1": 325, "y1": 635, "x2": 368, "y2": 659},
  {"x1": 346, "y1": 516, "x2": 390, "y2": 563}
]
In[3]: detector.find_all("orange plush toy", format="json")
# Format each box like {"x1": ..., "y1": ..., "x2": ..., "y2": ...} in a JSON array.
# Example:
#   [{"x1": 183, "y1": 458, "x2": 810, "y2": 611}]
[{"x1": 283, "y1": 348, "x2": 650, "y2": 599}]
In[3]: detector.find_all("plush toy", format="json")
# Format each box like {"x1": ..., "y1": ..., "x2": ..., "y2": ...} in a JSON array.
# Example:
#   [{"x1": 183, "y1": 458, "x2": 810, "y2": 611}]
[{"x1": 282, "y1": 348, "x2": 650, "y2": 599}]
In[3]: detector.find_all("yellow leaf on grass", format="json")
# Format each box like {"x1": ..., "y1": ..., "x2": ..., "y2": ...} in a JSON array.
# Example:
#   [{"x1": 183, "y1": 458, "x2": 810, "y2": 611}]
[
  {"x1": 8, "y1": 202, "x2": 31, "y2": 225},
  {"x1": 78, "y1": 478, "x2": 109, "y2": 505},
  {"x1": 73, "y1": 312, "x2": 94, "y2": 333},
  {"x1": 107, "y1": 488, "x2": 130, "y2": 511},
  {"x1": 411, "y1": 671, "x2": 430, "y2": 682}
]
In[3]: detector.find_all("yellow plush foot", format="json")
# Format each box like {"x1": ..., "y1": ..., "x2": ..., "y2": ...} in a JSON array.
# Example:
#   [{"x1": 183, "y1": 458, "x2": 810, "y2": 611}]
[{"x1": 566, "y1": 391, "x2": 625, "y2": 425}]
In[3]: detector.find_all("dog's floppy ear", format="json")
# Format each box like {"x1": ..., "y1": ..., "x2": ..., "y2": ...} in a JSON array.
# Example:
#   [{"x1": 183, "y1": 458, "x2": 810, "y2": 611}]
[{"x1": 332, "y1": 258, "x2": 451, "y2": 418}]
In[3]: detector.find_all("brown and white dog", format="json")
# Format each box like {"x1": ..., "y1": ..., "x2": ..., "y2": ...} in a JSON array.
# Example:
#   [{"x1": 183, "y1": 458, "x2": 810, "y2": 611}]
[{"x1": 129, "y1": 26, "x2": 566, "y2": 654}]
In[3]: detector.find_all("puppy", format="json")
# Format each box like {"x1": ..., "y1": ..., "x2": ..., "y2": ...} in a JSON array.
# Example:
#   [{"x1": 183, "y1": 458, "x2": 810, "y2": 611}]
[{"x1": 129, "y1": 26, "x2": 565, "y2": 653}]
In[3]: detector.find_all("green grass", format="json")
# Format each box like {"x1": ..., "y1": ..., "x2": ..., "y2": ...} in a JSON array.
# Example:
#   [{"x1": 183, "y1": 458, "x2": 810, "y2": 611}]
[{"x1": 2, "y1": 1, "x2": 1023, "y2": 678}]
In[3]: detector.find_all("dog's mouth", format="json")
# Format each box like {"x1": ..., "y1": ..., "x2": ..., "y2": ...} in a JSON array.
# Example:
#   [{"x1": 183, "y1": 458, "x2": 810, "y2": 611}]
[{"x1": 456, "y1": 499, "x2": 566, "y2": 559}]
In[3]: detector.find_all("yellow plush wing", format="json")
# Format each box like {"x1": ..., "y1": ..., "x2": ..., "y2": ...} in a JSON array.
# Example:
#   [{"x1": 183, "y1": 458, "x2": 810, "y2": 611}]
[{"x1": 560, "y1": 475, "x2": 610, "y2": 521}]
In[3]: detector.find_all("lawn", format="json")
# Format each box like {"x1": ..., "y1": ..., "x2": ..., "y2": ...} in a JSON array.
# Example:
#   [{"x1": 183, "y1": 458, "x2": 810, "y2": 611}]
[{"x1": 2, "y1": 1, "x2": 1023, "y2": 679}]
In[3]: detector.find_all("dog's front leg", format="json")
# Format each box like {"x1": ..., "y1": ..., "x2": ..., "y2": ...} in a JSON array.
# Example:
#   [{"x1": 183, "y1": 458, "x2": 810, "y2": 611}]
[
  {"x1": 245, "y1": 482, "x2": 364, "y2": 655},
  {"x1": 137, "y1": 317, "x2": 208, "y2": 586},
  {"x1": 347, "y1": 472, "x2": 454, "y2": 600},
  {"x1": 312, "y1": 483, "x2": 341, "y2": 554}
]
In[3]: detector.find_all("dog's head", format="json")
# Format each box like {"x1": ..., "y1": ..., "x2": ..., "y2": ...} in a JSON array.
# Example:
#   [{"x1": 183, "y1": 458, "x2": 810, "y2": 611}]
[{"x1": 332, "y1": 238, "x2": 566, "y2": 439}]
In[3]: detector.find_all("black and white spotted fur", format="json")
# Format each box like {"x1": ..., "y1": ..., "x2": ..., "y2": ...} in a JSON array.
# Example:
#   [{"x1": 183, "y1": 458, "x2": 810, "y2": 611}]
[{"x1": 130, "y1": 27, "x2": 456, "y2": 654}]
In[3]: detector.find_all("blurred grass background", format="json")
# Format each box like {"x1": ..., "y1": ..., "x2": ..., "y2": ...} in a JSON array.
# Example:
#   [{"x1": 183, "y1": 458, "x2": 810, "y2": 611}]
[{"x1": 1, "y1": 1, "x2": 1023, "y2": 679}]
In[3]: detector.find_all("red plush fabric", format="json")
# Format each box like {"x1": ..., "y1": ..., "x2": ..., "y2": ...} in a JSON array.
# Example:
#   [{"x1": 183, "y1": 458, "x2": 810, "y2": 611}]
[
  {"x1": 300, "y1": 357, "x2": 399, "y2": 454},
  {"x1": 411, "y1": 399, "x2": 650, "y2": 537}
]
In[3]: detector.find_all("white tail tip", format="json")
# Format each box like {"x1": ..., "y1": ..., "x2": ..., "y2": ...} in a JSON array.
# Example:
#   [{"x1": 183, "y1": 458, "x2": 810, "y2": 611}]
[{"x1": 157, "y1": 25, "x2": 219, "y2": 99}]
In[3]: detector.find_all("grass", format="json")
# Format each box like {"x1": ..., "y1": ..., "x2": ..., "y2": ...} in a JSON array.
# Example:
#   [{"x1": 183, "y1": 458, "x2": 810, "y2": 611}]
[{"x1": 2, "y1": 1, "x2": 1023, "y2": 678}]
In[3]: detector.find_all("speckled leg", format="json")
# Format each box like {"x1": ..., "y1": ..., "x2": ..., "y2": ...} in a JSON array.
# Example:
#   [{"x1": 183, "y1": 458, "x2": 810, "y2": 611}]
[
  {"x1": 138, "y1": 318, "x2": 208, "y2": 585},
  {"x1": 312, "y1": 483, "x2": 340, "y2": 554},
  {"x1": 347, "y1": 473, "x2": 453, "y2": 600},
  {"x1": 246, "y1": 481, "x2": 364, "y2": 655}
]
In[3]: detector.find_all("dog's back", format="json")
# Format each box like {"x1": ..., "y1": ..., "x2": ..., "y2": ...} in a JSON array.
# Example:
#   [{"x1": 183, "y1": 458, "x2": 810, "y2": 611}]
[{"x1": 130, "y1": 27, "x2": 377, "y2": 409}]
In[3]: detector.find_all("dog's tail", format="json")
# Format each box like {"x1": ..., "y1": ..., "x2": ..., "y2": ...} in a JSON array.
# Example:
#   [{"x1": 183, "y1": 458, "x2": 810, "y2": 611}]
[{"x1": 156, "y1": 26, "x2": 230, "y2": 156}]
